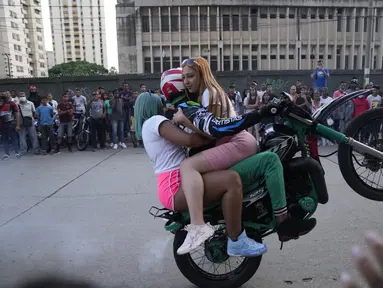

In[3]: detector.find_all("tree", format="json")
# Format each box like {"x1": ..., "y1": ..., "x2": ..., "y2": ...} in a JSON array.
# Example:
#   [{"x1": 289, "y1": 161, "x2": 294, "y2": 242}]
[
  {"x1": 48, "y1": 61, "x2": 108, "y2": 76},
  {"x1": 109, "y1": 66, "x2": 118, "y2": 75}
]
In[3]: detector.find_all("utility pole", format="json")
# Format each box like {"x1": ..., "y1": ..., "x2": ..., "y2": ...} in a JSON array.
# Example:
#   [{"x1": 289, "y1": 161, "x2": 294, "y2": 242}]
[
  {"x1": 365, "y1": 0, "x2": 374, "y2": 86},
  {"x1": 2, "y1": 53, "x2": 11, "y2": 77}
]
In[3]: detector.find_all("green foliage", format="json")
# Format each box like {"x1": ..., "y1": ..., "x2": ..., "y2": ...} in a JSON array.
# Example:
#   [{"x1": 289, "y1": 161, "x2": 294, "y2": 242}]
[{"x1": 48, "y1": 61, "x2": 108, "y2": 76}]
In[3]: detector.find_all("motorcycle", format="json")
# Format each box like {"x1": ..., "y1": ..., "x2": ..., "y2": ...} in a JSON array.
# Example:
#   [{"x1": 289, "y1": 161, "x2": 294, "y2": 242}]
[{"x1": 148, "y1": 89, "x2": 383, "y2": 288}]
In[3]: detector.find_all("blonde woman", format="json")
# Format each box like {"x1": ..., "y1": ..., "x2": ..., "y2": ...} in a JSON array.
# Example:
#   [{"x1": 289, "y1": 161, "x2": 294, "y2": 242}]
[{"x1": 176, "y1": 57, "x2": 264, "y2": 254}]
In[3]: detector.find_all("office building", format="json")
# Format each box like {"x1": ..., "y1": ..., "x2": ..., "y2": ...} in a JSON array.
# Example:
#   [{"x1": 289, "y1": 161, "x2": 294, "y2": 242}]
[
  {"x1": 0, "y1": 0, "x2": 48, "y2": 78},
  {"x1": 116, "y1": 0, "x2": 383, "y2": 73},
  {"x1": 49, "y1": 0, "x2": 107, "y2": 68}
]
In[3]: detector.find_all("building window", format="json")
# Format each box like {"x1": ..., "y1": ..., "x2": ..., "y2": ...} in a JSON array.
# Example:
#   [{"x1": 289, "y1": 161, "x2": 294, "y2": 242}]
[
  {"x1": 301, "y1": 55, "x2": 306, "y2": 59},
  {"x1": 319, "y1": 55, "x2": 324, "y2": 60},
  {"x1": 41, "y1": 72, "x2": 46, "y2": 76},
  {"x1": 161, "y1": 15, "x2": 170, "y2": 32},
  {"x1": 15, "y1": 55, "x2": 23, "y2": 62},
  {"x1": 233, "y1": 55, "x2": 240, "y2": 70},
  {"x1": 289, "y1": 55, "x2": 294, "y2": 59},
  {"x1": 171, "y1": 15, "x2": 179, "y2": 31},
  {"x1": 200, "y1": 16, "x2": 207, "y2": 31},
  {"x1": 163, "y1": 57, "x2": 170, "y2": 70},
  {"x1": 355, "y1": 17, "x2": 359, "y2": 32},
  {"x1": 337, "y1": 9, "x2": 342, "y2": 32},
  {"x1": 328, "y1": 55, "x2": 332, "y2": 60},
  {"x1": 37, "y1": 36, "x2": 43, "y2": 41},
  {"x1": 364, "y1": 17, "x2": 367, "y2": 33},
  {"x1": 232, "y1": 15, "x2": 239, "y2": 31},
  {"x1": 261, "y1": 55, "x2": 267, "y2": 60},
  {"x1": 151, "y1": 15, "x2": 160, "y2": 32},
  {"x1": 270, "y1": 14, "x2": 277, "y2": 19},
  {"x1": 16, "y1": 66, "x2": 24, "y2": 72},
  {"x1": 252, "y1": 56, "x2": 257, "y2": 70},
  {"x1": 223, "y1": 15, "x2": 230, "y2": 31},
  {"x1": 40, "y1": 62, "x2": 45, "y2": 68},
  {"x1": 310, "y1": 14, "x2": 316, "y2": 19},
  {"x1": 271, "y1": 55, "x2": 277, "y2": 60},
  {"x1": 242, "y1": 55, "x2": 249, "y2": 70},
  {"x1": 153, "y1": 57, "x2": 161, "y2": 72},
  {"x1": 251, "y1": 8, "x2": 257, "y2": 30},
  {"x1": 260, "y1": 13, "x2": 267, "y2": 19},
  {"x1": 319, "y1": 14, "x2": 325, "y2": 19},
  {"x1": 210, "y1": 55, "x2": 217, "y2": 71},
  {"x1": 354, "y1": 55, "x2": 358, "y2": 69},
  {"x1": 376, "y1": 17, "x2": 379, "y2": 32},
  {"x1": 12, "y1": 33, "x2": 20, "y2": 41},
  {"x1": 280, "y1": 14, "x2": 286, "y2": 19},
  {"x1": 190, "y1": 15, "x2": 198, "y2": 31},
  {"x1": 346, "y1": 16, "x2": 351, "y2": 32},
  {"x1": 345, "y1": 55, "x2": 349, "y2": 69},
  {"x1": 242, "y1": 14, "x2": 248, "y2": 31},
  {"x1": 224, "y1": 56, "x2": 230, "y2": 70},
  {"x1": 10, "y1": 10, "x2": 17, "y2": 18},
  {"x1": 11, "y1": 22, "x2": 18, "y2": 29},
  {"x1": 172, "y1": 57, "x2": 180, "y2": 68},
  {"x1": 289, "y1": 14, "x2": 295, "y2": 19},
  {"x1": 37, "y1": 27, "x2": 42, "y2": 32},
  {"x1": 280, "y1": 55, "x2": 286, "y2": 59},
  {"x1": 210, "y1": 13, "x2": 217, "y2": 31}
]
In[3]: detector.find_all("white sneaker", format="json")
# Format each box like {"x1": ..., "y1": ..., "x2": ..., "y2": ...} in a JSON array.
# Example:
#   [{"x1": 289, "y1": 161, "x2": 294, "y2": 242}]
[
  {"x1": 110, "y1": 143, "x2": 114, "y2": 148},
  {"x1": 113, "y1": 144, "x2": 118, "y2": 150},
  {"x1": 177, "y1": 223, "x2": 215, "y2": 255},
  {"x1": 119, "y1": 142, "x2": 127, "y2": 149}
]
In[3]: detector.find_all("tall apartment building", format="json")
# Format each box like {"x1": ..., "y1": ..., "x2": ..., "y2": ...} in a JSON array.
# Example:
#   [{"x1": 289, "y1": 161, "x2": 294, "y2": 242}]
[
  {"x1": 116, "y1": 0, "x2": 383, "y2": 73},
  {"x1": 0, "y1": 0, "x2": 48, "y2": 78},
  {"x1": 49, "y1": 0, "x2": 107, "y2": 69}
]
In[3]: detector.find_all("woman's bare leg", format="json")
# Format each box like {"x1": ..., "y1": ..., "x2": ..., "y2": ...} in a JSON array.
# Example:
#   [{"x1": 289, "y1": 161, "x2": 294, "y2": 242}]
[
  {"x1": 174, "y1": 170, "x2": 242, "y2": 239},
  {"x1": 179, "y1": 153, "x2": 215, "y2": 225}
]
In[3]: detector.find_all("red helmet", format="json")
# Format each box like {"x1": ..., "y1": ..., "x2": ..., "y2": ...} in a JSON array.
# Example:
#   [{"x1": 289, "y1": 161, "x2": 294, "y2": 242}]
[{"x1": 160, "y1": 68, "x2": 184, "y2": 101}]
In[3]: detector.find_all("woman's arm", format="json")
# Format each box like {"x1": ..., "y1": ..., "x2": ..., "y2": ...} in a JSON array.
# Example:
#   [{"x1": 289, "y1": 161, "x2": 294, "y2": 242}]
[{"x1": 158, "y1": 120, "x2": 211, "y2": 148}]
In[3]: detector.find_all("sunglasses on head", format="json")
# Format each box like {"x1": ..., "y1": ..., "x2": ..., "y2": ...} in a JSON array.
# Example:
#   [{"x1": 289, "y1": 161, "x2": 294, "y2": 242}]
[{"x1": 181, "y1": 58, "x2": 200, "y2": 67}]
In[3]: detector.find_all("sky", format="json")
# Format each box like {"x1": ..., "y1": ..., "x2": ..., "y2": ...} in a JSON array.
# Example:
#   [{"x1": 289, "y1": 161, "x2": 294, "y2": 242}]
[{"x1": 41, "y1": 0, "x2": 119, "y2": 70}]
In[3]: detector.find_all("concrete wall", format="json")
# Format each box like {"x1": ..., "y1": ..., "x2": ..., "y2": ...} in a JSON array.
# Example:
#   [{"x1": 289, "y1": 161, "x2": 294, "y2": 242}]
[{"x1": 0, "y1": 70, "x2": 382, "y2": 100}]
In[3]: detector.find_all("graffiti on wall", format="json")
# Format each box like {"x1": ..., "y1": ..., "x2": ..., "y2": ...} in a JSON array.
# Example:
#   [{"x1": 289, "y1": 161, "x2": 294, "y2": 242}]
[
  {"x1": 264, "y1": 78, "x2": 291, "y2": 93},
  {"x1": 66, "y1": 87, "x2": 92, "y2": 100}
]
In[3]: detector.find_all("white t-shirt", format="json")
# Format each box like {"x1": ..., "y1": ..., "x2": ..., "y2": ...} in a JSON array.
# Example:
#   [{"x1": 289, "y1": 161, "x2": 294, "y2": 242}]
[
  {"x1": 201, "y1": 88, "x2": 236, "y2": 118},
  {"x1": 142, "y1": 115, "x2": 186, "y2": 175},
  {"x1": 367, "y1": 94, "x2": 382, "y2": 109},
  {"x1": 320, "y1": 96, "x2": 333, "y2": 106}
]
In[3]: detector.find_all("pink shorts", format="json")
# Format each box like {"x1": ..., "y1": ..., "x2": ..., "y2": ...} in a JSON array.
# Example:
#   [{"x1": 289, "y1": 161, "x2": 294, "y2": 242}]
[
  {"x1": 157, "y1": 169, "x2": 181, "y2": 210},
  {"x1": 201, "y1": 130, "x2": 257, "y2": 170}
]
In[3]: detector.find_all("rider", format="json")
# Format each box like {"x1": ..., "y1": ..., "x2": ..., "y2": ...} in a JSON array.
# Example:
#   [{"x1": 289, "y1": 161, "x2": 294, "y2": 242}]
[
  {"x1": 158, "y1": 68, "x2": 316, "y2": 254},
  {"x1": 135, "y1": 92, "x2": 268, "y2": 258}
]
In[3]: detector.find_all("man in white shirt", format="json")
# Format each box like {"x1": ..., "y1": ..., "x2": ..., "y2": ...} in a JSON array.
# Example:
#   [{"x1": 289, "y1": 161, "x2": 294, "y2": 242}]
[{"x1": 18, "y1": 91, "x2": 40, "y2": 155}]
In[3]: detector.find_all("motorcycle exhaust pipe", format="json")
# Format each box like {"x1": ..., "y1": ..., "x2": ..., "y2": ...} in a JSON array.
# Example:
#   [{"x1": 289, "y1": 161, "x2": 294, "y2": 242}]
[{"x1": 348, "y1": 137, "x2": 383, "y2": 161}]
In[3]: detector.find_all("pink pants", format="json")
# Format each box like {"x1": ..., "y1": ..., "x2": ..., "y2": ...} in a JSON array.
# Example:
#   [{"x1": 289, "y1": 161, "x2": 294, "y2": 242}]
[{"x1": 201, "y1": 130, "x2": 257, "y2": 170}]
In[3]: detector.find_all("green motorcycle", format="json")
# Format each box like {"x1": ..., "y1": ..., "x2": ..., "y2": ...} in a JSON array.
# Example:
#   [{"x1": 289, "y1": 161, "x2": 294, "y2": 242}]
[{"x1": 149, "y1": 89, "x2": 383, "y2": 288}]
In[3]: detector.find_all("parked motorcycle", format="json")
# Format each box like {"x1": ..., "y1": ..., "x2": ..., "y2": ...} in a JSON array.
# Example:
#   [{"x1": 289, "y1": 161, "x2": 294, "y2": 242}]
[{"x1": 149, "y1": 89, "x2": 383, "y2": 288}]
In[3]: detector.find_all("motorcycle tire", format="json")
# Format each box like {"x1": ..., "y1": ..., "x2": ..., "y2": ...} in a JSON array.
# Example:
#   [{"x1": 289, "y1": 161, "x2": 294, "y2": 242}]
[
  {"x1": 173, "y1": 229, "x2": 262, "y2": 288},
  {"x1": 338, "y1": 108, "x2": 383, "y2": 201},
  {"x1": 76, "y1": 131, "x2": 89, "y2": 151}
]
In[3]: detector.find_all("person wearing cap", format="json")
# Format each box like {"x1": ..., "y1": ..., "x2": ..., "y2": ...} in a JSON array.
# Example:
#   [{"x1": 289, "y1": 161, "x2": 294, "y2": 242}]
[{"x1": 346, "y1": 78, "x2": 359, "y2": 94}]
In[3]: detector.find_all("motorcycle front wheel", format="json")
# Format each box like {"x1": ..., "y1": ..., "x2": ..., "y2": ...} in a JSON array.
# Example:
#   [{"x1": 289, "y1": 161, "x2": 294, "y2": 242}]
[
  {"x1": 173, "y1": 228, "x2": 262, "y2": 288},
  {"x1": 338, "y1": 108, "x2": 383, "y2": 201}
]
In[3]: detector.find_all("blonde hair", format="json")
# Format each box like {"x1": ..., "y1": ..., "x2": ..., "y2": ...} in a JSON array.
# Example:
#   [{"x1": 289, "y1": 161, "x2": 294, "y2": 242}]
[{"x1": 183, "y1": 57, "x2": 231, "y2": 118}]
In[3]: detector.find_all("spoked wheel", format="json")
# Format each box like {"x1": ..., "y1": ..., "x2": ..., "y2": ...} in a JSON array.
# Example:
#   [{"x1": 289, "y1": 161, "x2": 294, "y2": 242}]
[
  {"x1": 338, "y1": 108, "x2": 383, "y2": 201},
  {"x1": 76, "y1": 130, "x2": 89, "y2": 151},
  {"x1": 173, "y1": 225, "x2": 262, "y2": 288}
]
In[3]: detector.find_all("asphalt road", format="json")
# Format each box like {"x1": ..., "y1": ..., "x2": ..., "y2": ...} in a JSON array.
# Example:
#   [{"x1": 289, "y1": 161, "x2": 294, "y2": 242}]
[{"x1": 1, "y1": 146, "x2": 382, "y2": 288}]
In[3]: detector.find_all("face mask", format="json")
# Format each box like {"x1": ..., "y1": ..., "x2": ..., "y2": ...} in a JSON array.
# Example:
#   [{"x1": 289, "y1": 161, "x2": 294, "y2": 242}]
[{"x1": 20, "y1": 97, "x2": 26, "y2": 102}]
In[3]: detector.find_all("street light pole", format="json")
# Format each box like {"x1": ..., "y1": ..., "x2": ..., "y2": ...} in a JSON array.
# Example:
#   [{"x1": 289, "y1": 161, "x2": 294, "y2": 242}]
[{"x1": 2, "y1": 53, "x2": 11, "y2": 77}]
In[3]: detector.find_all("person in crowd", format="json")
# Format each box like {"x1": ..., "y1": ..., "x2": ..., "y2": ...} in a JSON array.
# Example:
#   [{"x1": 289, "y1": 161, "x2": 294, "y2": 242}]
[
  {"x1": 331, "y1": 81, "x2": 348, "y2": 132},
  {"x1": 28, "y1": 85, "x2": 40, "y2": 108},
  {"x1": 346, "y1": 77, "x2": 359, "y2": 94},
  {"x1": 47, "y1": 93, "x2": 58, "y2": 115},
  {"x1": 10, "y1": 89, "x2": 19, "y2": 104},
  {"x1": 88, "y1": 91, "x2": 106, "y2": 152},
  {"x1": 104, "y1": 91, "x2": 114, "y2": 147},
  {"x1": 140, "y1": 84, "x2": 147, "y2": 93},
  {"x1": 259, "y1": 92, "x2": 275, "y2": 127},
  {"x1": 353, "y1": 92, "x2": 370, "y2": 143},
  {"x1": 265, "y1": 83, "x2": 277, "y2": 100},
  {"x1": 296, "y1": 80, "x2": 303, "y2": 95},
  {"x1": 311, "y1": 60, "x2": 329, "y2": 90},
  {"x1": 72, "y1": 88, "x2": 87, "y2": 118},
  {"x1": 0, "y1": 90, "x2": 21, "y2": 160},
  {"x1": 110, "y1": 89, "x2": 127, "y2": 149},
  {"x1": 228, "y1": 84, "x2": 242, "y2": 114},
  {"x1": 320, "y1": 87, "x2": 333, "y2": 106},
  {"x1": 98, "y1": 87, "x2": 106, "y2": 101},
  {"x1": 121, "y1": 83, "x2": 133, "y2": 138},
  {"x1": 295, "y1": 85, "x2": 312, "y2": 114},
  {"x1": 333, "y1": 81, "x2": 347, "y2": 99},
  {"x1": 36, "y1": 96, "x2": 54, "y2": 155},
  {"x1": 290, "y1": 85, "x2": 298, "y2": 103},
  {"x1": 312, "y1": 90, "x2": 322, "y2": 114},
  {"x1": 129, "y1": 91, "x2": 140, "y2": 148},
  {"x1": 55, "y1": 93, "x2": 74, "y2": 154},
  {"x1": 243, "y1": 86, "x2": 259, "y2": 137},
  {"x1": 18, "y1": 91, "x2": 40, "y2": 155},
  {"x1": 366, "y1": 85, "x2": 382, "y2": 140},
  {"x1": 339, "y1": 96, "x2": 355, "y2": 133}
]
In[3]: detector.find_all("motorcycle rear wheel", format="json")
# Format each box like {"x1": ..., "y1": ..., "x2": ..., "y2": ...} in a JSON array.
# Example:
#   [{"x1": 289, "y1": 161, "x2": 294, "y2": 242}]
[
  {"x1": 338, "y1": 108, "x2": 383, "y2": 201},
  {"x1": 173, "y1": 228, "x2": 262, "y2": 288}
]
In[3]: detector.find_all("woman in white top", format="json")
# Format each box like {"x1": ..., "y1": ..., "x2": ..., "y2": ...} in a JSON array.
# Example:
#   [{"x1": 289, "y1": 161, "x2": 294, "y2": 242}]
[{"x1": 135, "y1": 92, "x2": 267, "y2": 258}]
